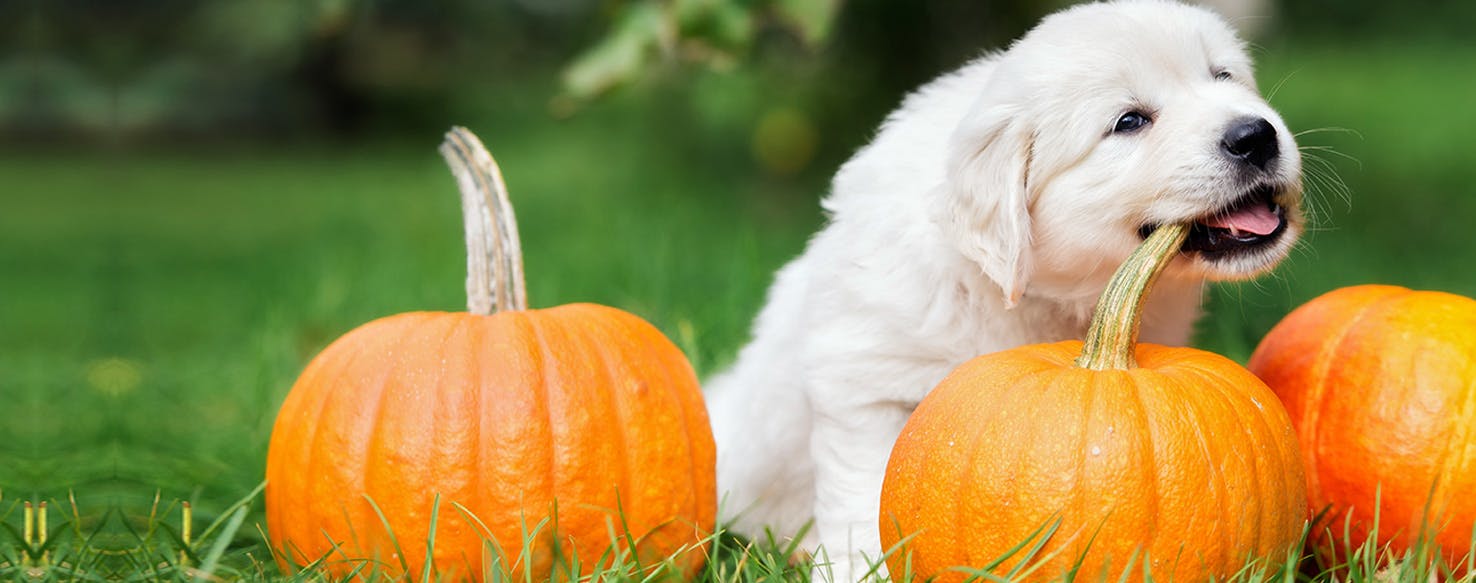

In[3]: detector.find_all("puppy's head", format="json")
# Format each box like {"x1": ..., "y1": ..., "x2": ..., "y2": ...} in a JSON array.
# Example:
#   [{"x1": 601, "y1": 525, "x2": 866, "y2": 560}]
[{"x1": 940, "y1": 0, "x2": 1303, "y2": 306}]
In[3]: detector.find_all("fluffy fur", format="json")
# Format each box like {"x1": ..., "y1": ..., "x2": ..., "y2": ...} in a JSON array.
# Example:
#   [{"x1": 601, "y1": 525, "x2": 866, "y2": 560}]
[{"x1": 704, "y1": 1, "x2": 1304, "y2": 580}]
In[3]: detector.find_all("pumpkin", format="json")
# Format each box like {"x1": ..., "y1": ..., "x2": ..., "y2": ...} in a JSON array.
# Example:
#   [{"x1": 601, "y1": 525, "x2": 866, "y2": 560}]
[
  {"x1": 264, "y1": 128, "x2": 716, "y2": 580},
  {"x1": 880, "y1": 223, "x2": 1308, "y2": 583},
  {"x1": 1248, "y1": 284, "x2": 1476, "y2": 566}
]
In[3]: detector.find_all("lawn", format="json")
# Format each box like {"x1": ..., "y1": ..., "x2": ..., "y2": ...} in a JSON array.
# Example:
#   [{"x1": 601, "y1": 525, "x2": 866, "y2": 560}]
[{"x1": 2, "y1": 38, "x2": 1475, "y2": 579}]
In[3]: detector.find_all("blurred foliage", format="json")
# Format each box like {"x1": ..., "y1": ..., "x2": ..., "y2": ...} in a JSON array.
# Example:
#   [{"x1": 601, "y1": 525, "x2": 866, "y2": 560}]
[
  {"x1": 1280, "y1": 0, "x2": 1476, "y2": 41},
  {"x1": 559, "y1": 0, "x2": 842, "y2": 101},
  {"x1": 0, "y1": 0, "x2": 1070, "y2": 141},
  {"x1": 2, "y1": 0, "x2": 598, "y2": 139},
  {"x1": 3, "y1": 0, "x2": 1475, "y2": 143}
]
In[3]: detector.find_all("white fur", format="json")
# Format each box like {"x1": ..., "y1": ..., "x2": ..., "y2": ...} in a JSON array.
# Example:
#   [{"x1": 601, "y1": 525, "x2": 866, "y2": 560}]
[{"x1": 705, "y1": 2, "x2": 1304, "y2": 581}]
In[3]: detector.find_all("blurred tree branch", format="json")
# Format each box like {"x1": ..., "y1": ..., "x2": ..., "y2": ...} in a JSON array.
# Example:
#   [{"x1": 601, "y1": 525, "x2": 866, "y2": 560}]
[
  {"x1": 560, "y1": 0, "x2": 842, "y2": 103},
  {"x1": 11, "y1": 0, "x2": 1469, "y2": 142}
]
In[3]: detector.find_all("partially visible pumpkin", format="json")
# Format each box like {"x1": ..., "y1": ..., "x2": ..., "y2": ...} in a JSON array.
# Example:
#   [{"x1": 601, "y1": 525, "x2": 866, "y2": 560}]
[
  {"x1": 264, "y1": 128, "x2": 716, "y2": 580},
  {"x1": 1249, "y1": 284, "x2": 1476, "y2": 565},
  {"x1": 881, "y1": 224, "x2": 1308, "y2": 583}
]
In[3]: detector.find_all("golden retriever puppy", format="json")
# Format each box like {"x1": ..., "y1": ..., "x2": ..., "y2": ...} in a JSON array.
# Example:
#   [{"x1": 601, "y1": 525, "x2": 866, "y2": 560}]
[{"x1": 704, "y1": 1, "x2": 1303, "y2": 580}]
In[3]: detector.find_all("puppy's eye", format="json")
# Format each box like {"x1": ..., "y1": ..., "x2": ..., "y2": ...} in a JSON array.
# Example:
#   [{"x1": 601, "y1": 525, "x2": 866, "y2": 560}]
[
  {"x1": 1214, "y1": 69, "x2": 1233, "y2": 81},
  {"x1": 1113, "y1": 111, "x2": 1151, "y2": 134}
]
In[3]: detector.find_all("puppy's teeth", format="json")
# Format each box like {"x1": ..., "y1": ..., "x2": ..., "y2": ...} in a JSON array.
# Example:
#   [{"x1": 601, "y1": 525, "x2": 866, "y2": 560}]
[{"x1": 1229, "y1": 226, "x2": 1242, "y2": 238}]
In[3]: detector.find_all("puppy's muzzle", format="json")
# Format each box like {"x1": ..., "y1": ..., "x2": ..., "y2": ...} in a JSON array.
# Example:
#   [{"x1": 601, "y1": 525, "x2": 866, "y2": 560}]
[
  {"x1": 1137, "y1": 183, "x2": 1292, "y2": 258},
  {"x1": 1221, "y1": 117, "x2": 1279, "y2": 171},
  {"x1": 1181, "y1": 184, "x2": 1288, "y2": 256}
]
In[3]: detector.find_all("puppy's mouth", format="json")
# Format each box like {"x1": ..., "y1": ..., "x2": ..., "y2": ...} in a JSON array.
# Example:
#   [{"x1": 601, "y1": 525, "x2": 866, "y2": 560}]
[{"x1": 1138, "y1": 184, "x2": 1288, "y2": 258}]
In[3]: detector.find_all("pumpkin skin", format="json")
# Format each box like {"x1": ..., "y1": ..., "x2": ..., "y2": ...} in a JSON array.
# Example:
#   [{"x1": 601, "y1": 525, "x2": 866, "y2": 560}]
[
  {"x1": 1248, "y1": 284, "x2": 1476, "y2": 564},
  {"x1": 265, "y1": 305, "x2": 715, "y2": 580},
  {"x1": 266, "y1": 128, "x2": 715, "y2": 580},
  {"x1": 881, "y1": 223, "x2": 1307, "y2": 582},
  {"x1": 881, "y1": 341, "x2": 1308, "y2": 582}
]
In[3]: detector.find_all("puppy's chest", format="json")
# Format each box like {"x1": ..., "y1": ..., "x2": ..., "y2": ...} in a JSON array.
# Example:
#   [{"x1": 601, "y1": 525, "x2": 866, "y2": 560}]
[
  {"x1": 922, "y1": 302, "x2": 1091, "y2": 358},
  {"x1": 878, "y1": 306, "x2": 1089, "y2": 403}
]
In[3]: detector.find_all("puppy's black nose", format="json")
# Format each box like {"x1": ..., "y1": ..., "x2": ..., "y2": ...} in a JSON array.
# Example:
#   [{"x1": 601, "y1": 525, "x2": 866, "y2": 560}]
[{"x1": 1221, "y1": 117, "x2": 1279, "y2": 170}]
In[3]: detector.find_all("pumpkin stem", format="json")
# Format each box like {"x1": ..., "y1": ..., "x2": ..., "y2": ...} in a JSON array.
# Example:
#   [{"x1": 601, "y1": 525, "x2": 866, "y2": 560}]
[
  {"x1": 439, "y1": 127, "x2": 528, "y2": 315},
  {"x1": 1074, "y1": 223, "x2": 1190, "y2": 371}
]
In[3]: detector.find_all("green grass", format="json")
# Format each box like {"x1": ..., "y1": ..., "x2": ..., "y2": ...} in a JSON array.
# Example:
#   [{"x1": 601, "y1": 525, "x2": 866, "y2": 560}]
[
  {"x1": 2, "y1": 39, "x2": 1476, "y2": 580},
  {"x1": 5, "y1": 490, "x2": 1471, "y2": 582}
]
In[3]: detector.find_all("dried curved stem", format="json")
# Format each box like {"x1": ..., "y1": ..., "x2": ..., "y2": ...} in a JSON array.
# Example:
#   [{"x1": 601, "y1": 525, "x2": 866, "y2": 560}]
[
  {"x1": 1075, "y1": 223, "x2": 1190, "y2": 370},
  {"x1": 439, "y1": 126, "x2": 528, "y2": 315}
]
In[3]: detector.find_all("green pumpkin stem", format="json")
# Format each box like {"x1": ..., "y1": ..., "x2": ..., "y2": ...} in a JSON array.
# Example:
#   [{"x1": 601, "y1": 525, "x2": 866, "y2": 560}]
[
  {"x1": 439, "y1": 127, "x2": 529, "y2": 315},
  {"x1": 1074, "y1": 223, "x2": 1190, "y2": 371}
]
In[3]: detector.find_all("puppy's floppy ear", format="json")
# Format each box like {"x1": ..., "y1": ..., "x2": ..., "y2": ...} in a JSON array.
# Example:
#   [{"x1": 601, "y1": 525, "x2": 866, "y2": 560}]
[{"x1": 936, "y1": 103, "x2": 1035, "y2": 308}]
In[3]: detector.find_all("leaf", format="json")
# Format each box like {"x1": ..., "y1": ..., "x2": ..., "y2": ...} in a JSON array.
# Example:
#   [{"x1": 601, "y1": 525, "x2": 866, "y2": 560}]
[
  {"x1": 561, "y1": 1, "x2": 671, "y2": 101},
  {"x1": 772, "y1": 0, "x2": 842, "y2": 46},
  {"x1": 675, "y1": 0, "x2": 756, "y2": 50}
]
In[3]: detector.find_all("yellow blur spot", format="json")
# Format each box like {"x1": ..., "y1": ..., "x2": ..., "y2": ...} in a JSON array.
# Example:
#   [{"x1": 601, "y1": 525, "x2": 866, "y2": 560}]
[
  {"x1": 86, "y1": 357, "x2": 144, "y2": 397},
  {"x1": 752, "y1": 107, "x2": 818, "y2": 177}
]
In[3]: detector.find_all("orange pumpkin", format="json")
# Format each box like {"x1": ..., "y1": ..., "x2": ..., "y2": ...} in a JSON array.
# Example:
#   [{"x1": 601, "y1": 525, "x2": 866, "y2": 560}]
[
  {"x1": 1249, "y1": 284, "x2": 1476, "y2": 565},
  {"x1": 264, "y1": 128, "x2": 716, "y2": 580},
  {"x1": 881, "y1": 224, "x2": 1308, "y2": 583}
]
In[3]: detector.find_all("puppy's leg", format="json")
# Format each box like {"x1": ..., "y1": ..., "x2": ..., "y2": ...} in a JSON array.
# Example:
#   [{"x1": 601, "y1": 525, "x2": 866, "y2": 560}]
[
  {"x1": 706, "y1": 257, "x2": 821, "y2": 546},
  {"x1": 707, "y1": 368, "x2": 817, "y2": 546},
  {"x1": 808, "y1": 397, "x2": 914, "y2": 582}
]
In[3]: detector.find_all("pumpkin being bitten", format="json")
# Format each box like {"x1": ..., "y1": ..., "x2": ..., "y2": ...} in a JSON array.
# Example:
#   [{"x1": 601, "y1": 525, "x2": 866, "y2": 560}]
[
  {"x1": 264, "y1": 128, "x2": 716, "y2": 580},
  {"x1": 881, "y1": 224, "x2": 1308, "y2": 583},
  {"x1": 1249, "y1": 284, "x2": 1476, "y2": 567}
]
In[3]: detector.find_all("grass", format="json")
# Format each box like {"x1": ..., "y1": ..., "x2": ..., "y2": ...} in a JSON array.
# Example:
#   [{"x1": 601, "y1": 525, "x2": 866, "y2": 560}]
[
  {"x1": 2, "y1": 38, "x2": 1475, "y2": 580},
  {"x1": 4, "y1": 490, "x2": 1471, "y2": 582}
]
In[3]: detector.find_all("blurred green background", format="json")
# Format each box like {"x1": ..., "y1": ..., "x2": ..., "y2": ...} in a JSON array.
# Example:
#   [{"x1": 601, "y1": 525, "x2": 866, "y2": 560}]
[{"x1": 3, "y1": 0, "x2": 1475, "y2": 576}]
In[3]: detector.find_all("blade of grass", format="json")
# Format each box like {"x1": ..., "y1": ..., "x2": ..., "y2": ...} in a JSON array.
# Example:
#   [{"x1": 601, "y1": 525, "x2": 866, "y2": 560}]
[
  {"x1": 1114, "y1": 548, "x2": 1143, "y2": 583},
  {"x1": 949, "y1": 514, "x2": 1064, "y2": 583},
  {"x1": 872, "y1": 519, "x2": 921, "y2": 583},
  {"x1": 611, "y1": 490, "x2": 650, "y2": 577},
  {"x1": 1003, "y1": 514, "x2": 1065, "y2": 580},
  {"x1": 192, "y1": 505, "x2": 249, "y2": 582},
  {"x1": 154, "y1": 520, "x2": 201, "y2": 566},
  {"x1": 195, "y1": 481, "x2": 267, "y2": 545},
  {"x1": 420, "y1": 494, "x2": 442, "y2": 583},
  {"x1": 363, "y1": 494, "x2": 412, "y2": 576},
  {"x1": 451, "y1": 500, "x2": 515, "y2": 582}
]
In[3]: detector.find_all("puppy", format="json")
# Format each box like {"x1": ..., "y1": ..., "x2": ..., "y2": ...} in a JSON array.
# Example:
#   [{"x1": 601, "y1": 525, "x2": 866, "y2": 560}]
[{"x1": 704, "y1": 1, "x2": 1303, "y2": 580}]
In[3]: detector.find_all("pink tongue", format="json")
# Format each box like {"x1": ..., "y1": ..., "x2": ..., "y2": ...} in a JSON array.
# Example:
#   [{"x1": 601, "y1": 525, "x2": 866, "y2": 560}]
[{"x1": 1204, "y1": 204, "x2": 1279, "y2": 236}]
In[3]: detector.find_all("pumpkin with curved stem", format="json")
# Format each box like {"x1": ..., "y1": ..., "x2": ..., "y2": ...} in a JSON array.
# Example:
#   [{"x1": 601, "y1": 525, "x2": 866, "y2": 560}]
[
  {"x1": 880, "y1": 224, "x2": 1308, "y2": 583},
  {"x1": 1249, "y1": 284, "x2": 1476, "y2": 567},
  {"x1": 264, "y1": 128, "x2": 716, "y2": 580}
]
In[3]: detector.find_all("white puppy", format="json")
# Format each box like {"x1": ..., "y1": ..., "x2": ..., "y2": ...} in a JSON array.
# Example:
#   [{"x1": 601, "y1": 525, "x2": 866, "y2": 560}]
[{"x1": 704, "y1": 1, "x2": 1303, "y2": 581}]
